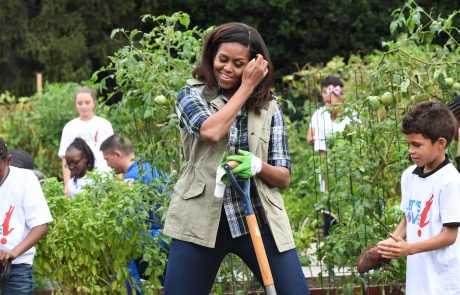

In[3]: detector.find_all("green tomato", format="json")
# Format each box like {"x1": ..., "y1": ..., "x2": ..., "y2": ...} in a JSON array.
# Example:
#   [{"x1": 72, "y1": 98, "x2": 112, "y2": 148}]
[
  {"x1": 453, "y1": 82, "x2": 460, "y2": 90},
  {"x1": 154, "y1": 95, "x2": 167, "y2": 104},
  {"x1": 445, "y1": 77, "x2": 454, "y2": 87},
  {"x1": 367, "y1": 96, "x2": 381, "y2": 110},
  {"x1": 380, "y1": 92, "x2": 393, "y2": 106}
]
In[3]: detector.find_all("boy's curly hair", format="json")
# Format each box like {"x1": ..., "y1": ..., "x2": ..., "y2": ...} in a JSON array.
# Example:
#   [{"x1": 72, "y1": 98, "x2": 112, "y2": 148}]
[{"x1": 402, "y1": 100, "x2": 456, "y2": 146}]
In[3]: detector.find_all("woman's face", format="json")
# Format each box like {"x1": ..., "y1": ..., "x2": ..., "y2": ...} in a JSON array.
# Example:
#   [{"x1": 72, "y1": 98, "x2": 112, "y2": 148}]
[
  {"x1": 75, "y1": 92, "x2": 96, "y2": 120},
  {"x1": 65, "y1": 148, "x2": 88, "y2": 178},
  {"x1": 213, "y1": 42, "x2": 250, "y2": 97}
]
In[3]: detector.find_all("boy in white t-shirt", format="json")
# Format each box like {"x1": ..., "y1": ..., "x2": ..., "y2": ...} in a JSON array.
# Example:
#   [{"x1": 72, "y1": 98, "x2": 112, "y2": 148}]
[
  {"x1": 0, "y1": 138, "x2": 53, "y2": 294},
  {"x1": 377, "y1": 101, "x2": 460, "y2": 294}
]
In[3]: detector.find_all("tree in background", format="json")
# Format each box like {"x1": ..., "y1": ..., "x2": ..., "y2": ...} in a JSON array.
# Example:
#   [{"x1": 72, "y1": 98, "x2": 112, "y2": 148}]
[
  {"x1": 0, "y1": 0, "x2": 458, "y2": 96},
  {"x1": 0, "y1": 0, "x2": 157, "y2": 96}
]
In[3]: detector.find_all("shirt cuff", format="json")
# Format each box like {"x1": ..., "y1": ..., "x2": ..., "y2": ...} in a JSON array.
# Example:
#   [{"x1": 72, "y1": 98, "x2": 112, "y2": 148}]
[{"x1": 444, "y1": 222, "x2": 460, "y2": 228}]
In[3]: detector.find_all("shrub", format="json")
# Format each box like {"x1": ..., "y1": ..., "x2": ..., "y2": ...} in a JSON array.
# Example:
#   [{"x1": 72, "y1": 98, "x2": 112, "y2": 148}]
[{"x1": 34, "y1": 173, "x2": 171, "y2": 293}]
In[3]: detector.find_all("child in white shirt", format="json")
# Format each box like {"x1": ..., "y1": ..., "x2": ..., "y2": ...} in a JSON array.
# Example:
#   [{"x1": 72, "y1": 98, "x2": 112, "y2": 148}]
[
  {"x1": 0, "y1": 138, "x2": 53, "y2": 294},
  {"x1": 64, "y1": 137, "x2": 95, "y2": 198},
  {"x1": 58, "y1": 86, "x2": 113, "y2": 197},
  {"x1": 377, "y1": 101, "x2": 460, "y2": 294}
]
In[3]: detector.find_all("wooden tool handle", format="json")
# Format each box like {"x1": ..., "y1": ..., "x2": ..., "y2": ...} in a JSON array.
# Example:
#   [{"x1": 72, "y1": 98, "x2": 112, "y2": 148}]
[
  {"x1": 246, "y1": 215, "x2": 274, "y2": 286},
  {"x1": 227, "y1": 160, "x2": 240, "y2": 169}
]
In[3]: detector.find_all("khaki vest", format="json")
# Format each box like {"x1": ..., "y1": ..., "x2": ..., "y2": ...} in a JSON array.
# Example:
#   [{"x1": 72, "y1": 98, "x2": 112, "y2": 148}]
[{"x1": 163, "y1": 79, "x2": 295, "y2": 252}]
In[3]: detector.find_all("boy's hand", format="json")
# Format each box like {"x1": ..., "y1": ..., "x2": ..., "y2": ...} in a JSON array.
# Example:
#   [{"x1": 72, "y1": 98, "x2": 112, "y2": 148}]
[
  {"x1": 377, "y1": 235, "x2": 410, "y2": 259},
  {"x1": 0, "y1": 249, "x2": 16, "y2": 264},
  {"x1": 224, "y1": 150, "x2": 262, "y2": 179}
]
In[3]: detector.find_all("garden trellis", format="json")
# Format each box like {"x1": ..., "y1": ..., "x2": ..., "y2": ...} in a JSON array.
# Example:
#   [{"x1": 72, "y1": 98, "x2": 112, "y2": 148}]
[{"x1": 280, "y1": 61, "x2": 459, "y2": 293}]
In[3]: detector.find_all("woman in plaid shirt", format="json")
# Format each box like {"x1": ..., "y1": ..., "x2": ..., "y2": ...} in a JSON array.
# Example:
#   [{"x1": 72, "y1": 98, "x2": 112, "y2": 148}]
[{"x1": 163, "y1": 22, "x2": 309, "y2": 294}]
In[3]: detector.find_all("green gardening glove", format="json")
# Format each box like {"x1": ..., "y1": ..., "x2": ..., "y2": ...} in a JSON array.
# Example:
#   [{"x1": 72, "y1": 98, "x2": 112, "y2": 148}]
[{"x1": 224, "y1": 150, "x2": 262, "y2": 179}]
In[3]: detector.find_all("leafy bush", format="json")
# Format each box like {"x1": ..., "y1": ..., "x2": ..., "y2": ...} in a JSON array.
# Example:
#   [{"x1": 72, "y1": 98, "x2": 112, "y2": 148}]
[
  {"x1": 34, "y1": 173, "x2": 170, "y2": 294},
  {"x1": 1, "y1": 83, "x2": 77, "y2": 177},
  {"x1": 0, "y1": 82, "x2": 120, "y2": 178},
  {"x1": 94, "y1": 12, "x2": 210, "y2": 174}
]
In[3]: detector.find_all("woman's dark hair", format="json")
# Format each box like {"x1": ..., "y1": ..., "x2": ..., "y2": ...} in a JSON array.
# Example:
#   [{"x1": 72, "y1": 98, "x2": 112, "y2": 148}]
[
  {"x1": 320, "y1": 75, "x2": 343, "y2": 88},
  {"x1": 193, "y1": 22, "x2": 274, "y2": 113},
  {"x1": 66, "y1": 137, "x2": 95, "y2": 171},
  {"x1": 0, "y1": 138, "x2": 7, "y2": 159},
  {"x1": 447, "y1": 95, "x2": 460, "y2": 120}
]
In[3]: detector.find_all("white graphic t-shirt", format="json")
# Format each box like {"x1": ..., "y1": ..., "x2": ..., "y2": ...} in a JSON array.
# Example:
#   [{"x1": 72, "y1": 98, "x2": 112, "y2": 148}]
[
  {"x1": 400, "y1": 163, "x2": 460, "y2": 295},
  {"x1": 0, "y1": 167, "x2": 53, "y2": 265},
  {"x1": 58, "y1": 116, "x2": 113, "y2": 172}
]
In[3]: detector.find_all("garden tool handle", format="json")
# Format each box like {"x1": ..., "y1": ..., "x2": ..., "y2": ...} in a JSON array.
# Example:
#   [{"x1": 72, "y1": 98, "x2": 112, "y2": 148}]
[
  {"x1": 246, "y1": 214, "x2": 276, "y2": 292},
  {"x1": 226, "y1": 160, "x2": 240, "y2": 169},
  {"x1": 223, "y1": 163, "x2": 277, "y2": 295}
]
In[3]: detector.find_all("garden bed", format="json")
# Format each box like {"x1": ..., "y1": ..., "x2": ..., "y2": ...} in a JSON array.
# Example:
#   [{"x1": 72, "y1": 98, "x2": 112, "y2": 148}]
[{"x1": 309, "y1": 285, "x2": 403, "y2": 295}]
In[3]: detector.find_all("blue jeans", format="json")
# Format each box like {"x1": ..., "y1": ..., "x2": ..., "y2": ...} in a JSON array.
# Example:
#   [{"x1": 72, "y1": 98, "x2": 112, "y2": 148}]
[
  {"x1": 1, "y1": 264, "x2": 34, "y2": 295},
  {"x1": 164, "y1": 213, "x2": 309, "y2": 295}
]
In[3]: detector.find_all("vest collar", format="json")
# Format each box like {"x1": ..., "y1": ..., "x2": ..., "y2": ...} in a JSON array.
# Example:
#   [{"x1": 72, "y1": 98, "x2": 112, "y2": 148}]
[{"x1": 202, "y1": 84, "x2": 221, "y2": 103}]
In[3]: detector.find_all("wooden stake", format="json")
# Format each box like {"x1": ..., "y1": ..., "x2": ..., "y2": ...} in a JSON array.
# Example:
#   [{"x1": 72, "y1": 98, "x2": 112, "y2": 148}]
[{"x1": 36, "y1": 72, "x2": 42, "y2": 96}]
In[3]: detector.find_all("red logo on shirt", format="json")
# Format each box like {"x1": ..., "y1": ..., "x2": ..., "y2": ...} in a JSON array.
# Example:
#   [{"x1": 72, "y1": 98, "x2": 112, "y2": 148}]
[
  {"x1": 418, "y1": 194, "x2": 434, "y2": 237},
  {"x1": 1, "y1": 205, "x2": 15, "y2": 244}
]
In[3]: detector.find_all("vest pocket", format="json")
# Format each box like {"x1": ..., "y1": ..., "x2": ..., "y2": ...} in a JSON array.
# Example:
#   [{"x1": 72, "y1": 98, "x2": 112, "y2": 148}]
[
  {"x1": 255, "y1": 179, "x2": 284, "y2": 210},
  {"x1": 175, "y1": 180, "x2": 206, "y2": 200},
  {"x1": 265, "y1": 189, "x2": 284, "y2": 210},
  {"x1": 260, "y1": 127, "x2": 270, "y2": 143}
]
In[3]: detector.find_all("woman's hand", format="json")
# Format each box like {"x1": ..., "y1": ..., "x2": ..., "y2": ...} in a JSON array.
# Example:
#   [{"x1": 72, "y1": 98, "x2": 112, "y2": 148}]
[{"x1": 241, "y1": 54, "x2": 268, "y2": 91}]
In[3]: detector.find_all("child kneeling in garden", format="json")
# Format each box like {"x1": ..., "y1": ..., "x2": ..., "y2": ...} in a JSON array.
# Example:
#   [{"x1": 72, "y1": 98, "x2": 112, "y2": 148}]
[
  {"x1": 0, "y1": 138, "x2": 53, "y2": 294},
  {"x1": 377, "y1": 101, "x2": 460, "y2": 294}
]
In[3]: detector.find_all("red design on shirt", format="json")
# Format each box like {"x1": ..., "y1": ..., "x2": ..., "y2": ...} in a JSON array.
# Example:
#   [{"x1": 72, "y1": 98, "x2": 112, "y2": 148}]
[
  {"x1": 1, "y1": 205, "x2": 15, "y2": 244},
  {"x1": 94, "y1": 131, "x2": 99, "y2": 144},
  {"x1": 418, "y1": 194, "x2": 434, "y2": 237}
]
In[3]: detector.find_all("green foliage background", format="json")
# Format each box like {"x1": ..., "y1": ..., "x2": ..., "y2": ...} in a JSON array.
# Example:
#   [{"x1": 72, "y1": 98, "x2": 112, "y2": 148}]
[
  {"x1": 1, "y1": 0, "x2": 458, "y2": 96},
  {"x1": 0, "y1": 1, "x2": 459, "y2": 293}
]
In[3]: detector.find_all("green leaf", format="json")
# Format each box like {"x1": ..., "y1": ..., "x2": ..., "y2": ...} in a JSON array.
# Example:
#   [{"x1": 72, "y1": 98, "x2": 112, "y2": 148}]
[
  {"x1": 412, "y1": 11, "x2": 420, "y2": 26},
  {"x1": 400, "y1": 79, "x2": 410, "y2": 93}
]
